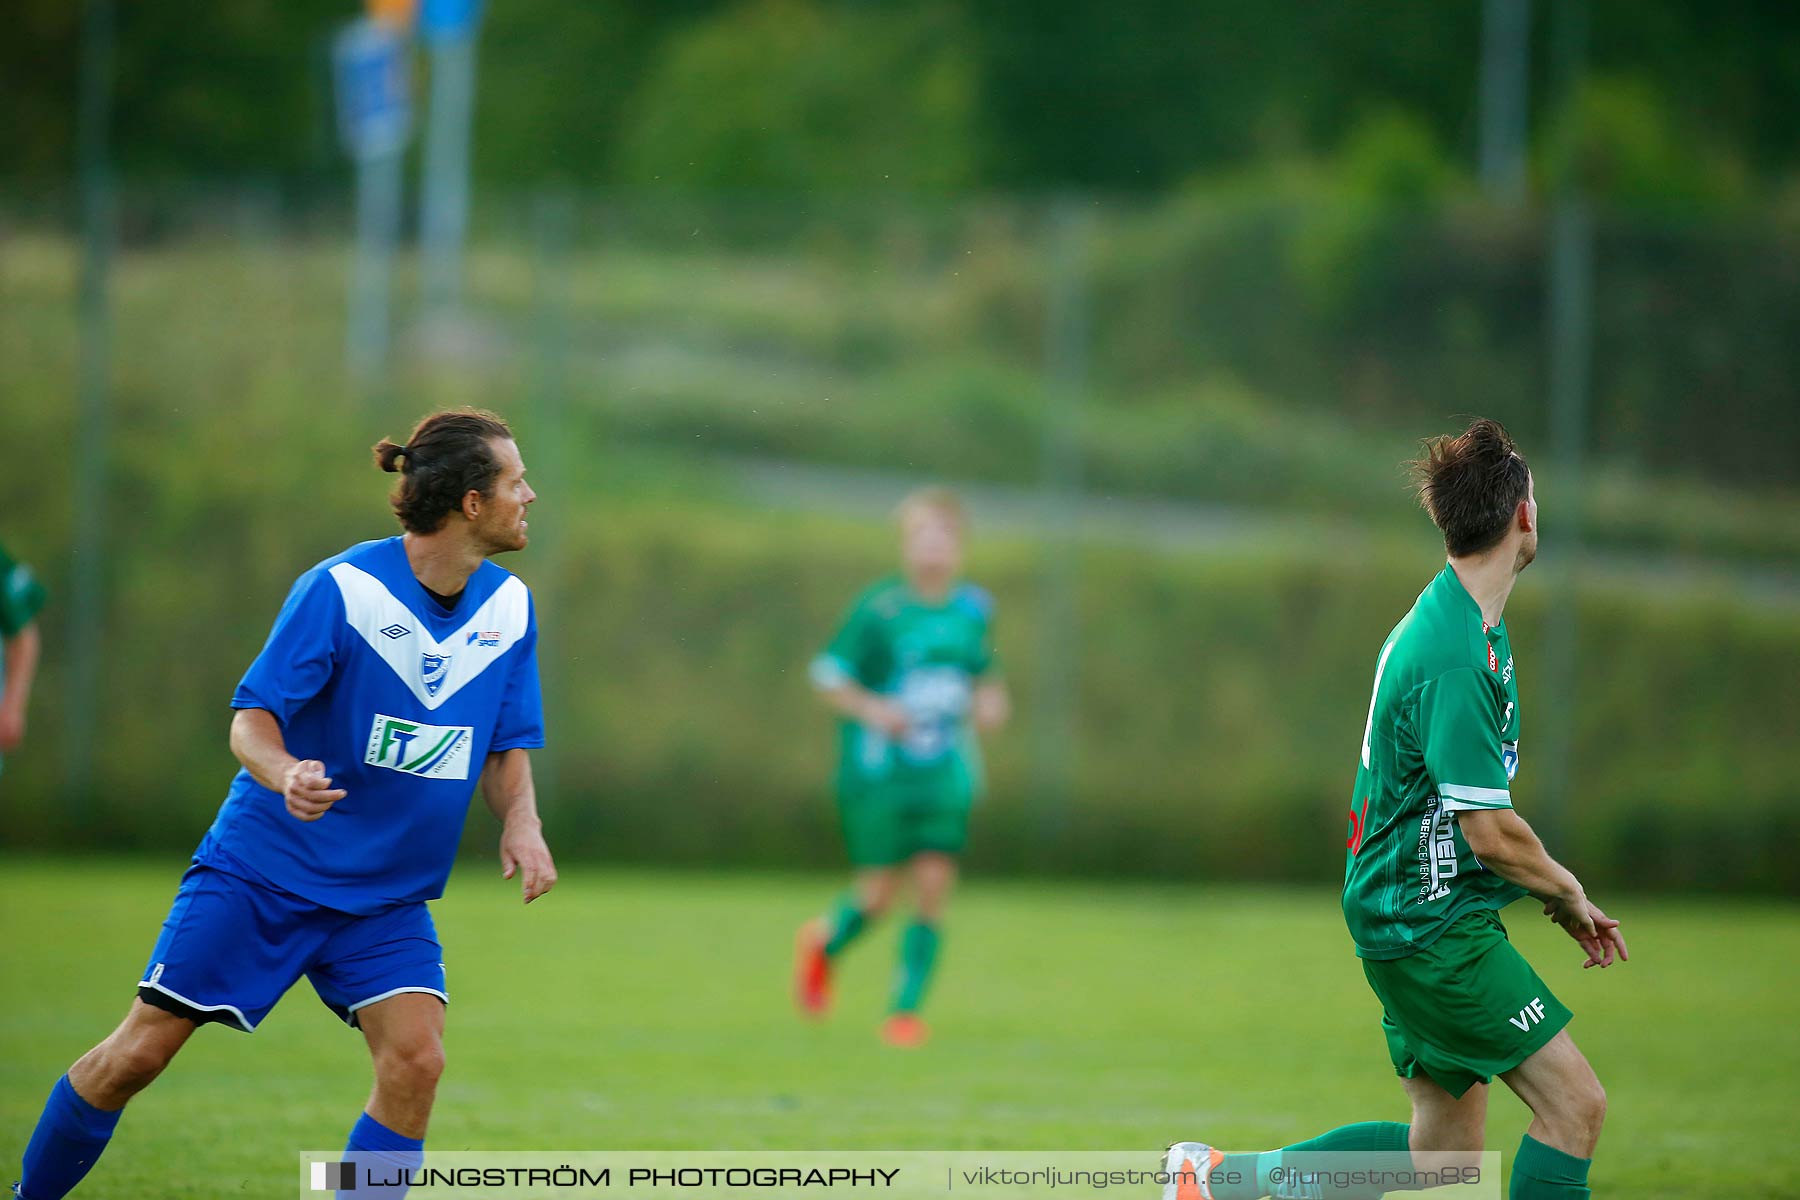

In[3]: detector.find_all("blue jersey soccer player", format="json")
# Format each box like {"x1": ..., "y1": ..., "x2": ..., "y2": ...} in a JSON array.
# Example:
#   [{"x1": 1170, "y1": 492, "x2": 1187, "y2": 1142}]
[{"x1": 15, "y1": 409, "x2": 558, "y2": 1199}]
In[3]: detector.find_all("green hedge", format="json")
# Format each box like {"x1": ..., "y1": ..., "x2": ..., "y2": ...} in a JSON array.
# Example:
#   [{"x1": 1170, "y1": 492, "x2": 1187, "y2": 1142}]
[
  {"x1": 528, "y1": 506, "x2": 1800, "y2": 894},
  {"x1": 11, "y1": 460, "x2": 1792, "y2": 895}
]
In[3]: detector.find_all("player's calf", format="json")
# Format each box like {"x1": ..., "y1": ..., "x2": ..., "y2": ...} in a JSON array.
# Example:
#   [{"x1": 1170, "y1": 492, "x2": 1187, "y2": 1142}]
[{"x1": 16, "y1": 1004, "x2": 193, "y2": 1200}]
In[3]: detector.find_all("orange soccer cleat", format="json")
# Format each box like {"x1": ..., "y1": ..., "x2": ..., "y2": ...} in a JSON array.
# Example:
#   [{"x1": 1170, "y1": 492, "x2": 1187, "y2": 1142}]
[
  {"x1": 793, "y1": 918, "x2": 832, "y2": 1018},
  {"x1": 880, "y1": 1012, "x2": 929, "y2": 1048},
  {"x1": 1161, "y1": 1142, "x2": 1225, "y2": 1200}
]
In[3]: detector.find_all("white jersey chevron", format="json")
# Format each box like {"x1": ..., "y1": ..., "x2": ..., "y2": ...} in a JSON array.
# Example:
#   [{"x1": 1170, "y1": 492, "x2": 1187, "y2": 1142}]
[{"x1": 329, "y1": 562, "x2": 530, "y2": 711}]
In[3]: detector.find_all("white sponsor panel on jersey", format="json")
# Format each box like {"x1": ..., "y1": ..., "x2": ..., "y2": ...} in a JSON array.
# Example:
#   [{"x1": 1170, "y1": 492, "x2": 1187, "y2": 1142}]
[
  {"x1": 365, "y1": 713, "x2": 474, "y2": 779},
  {"x1": 1417, "y1": 798, "x2": 1459, "y2": 903}
]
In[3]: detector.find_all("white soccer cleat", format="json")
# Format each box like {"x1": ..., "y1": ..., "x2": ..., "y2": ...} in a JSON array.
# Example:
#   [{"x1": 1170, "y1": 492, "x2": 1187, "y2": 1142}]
[{"x1": 1162, "y1": 1142, "x2": 1223, "y2": 1200}]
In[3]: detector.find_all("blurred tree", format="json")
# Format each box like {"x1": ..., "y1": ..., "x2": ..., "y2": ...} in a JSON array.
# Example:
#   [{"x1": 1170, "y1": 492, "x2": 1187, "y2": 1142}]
[
  {"x1": 1539, "y1": 74, "x2": 1748, "y2": 214},
  {"x1": 964, "y1": 2, "x2": 1482, "y2": 189},
  {"x1": 3, "y1": 0, "x2": 1800, "y2": 201},
  {"x1": 615, "y1": 0, "x2": 981, "y2": 191},
  {"x1": 476, "y1": 0, "x2": 718, "y2": 185},
  {"x1": 1, "y1": 0, "x2": 80, "y2": 179}
]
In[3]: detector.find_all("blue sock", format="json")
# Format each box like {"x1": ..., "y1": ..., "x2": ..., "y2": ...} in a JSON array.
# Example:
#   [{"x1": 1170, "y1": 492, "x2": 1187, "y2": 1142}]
[
  {"x1": 18, "y1": 1075, "x2": 123, "y2": 1200},
  {"x1": 342, "y1": 1110, "x2": 424, "y2": 1198}
]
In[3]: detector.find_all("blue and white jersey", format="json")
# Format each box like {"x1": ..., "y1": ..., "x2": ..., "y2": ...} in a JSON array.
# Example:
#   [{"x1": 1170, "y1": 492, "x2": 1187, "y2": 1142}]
[{"x1": 198, "y1": 537, "x2": 545, "y2": 915}]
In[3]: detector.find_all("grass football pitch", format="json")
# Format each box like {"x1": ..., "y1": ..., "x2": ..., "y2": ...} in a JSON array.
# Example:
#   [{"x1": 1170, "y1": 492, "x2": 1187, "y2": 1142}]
[{"x1": 2, "y1": 856, "x2": 1795, "y2": 1197}]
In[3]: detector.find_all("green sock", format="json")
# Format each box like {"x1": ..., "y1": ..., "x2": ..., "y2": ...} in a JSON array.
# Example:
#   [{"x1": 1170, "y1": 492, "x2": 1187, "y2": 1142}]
[
  {"x1": 1238, "y1": 1121, "x2": 1410, "y2": 1200},
  {"x1": 889, "y1": 919, "x2": 940, "y2": 1013},
  {"x1": 1211, "y1": 1155, "x2": 1263, "y2": 1200},
  {"x1": 823, "y1": 893, "x2": 868, "y2": 957},
  {"x1": 1509, "y1": 1134, "x2": 1590, "y2": 1200}
]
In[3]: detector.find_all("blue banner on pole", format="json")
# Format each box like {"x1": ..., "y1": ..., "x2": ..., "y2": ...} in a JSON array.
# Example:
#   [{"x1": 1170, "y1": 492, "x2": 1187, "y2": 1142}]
[
  {"x1": 420, "y1": 0, "x2": 482, "y2": 42},
  {"x1": 333, "y1": 19, "x2": 412, "y2": 160}
]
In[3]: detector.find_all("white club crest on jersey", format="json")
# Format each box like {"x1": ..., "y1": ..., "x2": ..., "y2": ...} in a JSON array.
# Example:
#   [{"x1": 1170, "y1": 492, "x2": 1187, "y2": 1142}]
[
  {"x1": 421, "y1": 652, "x2": 452, "y2": 696},
  {"x1": 330, "y1": 563, "x2": 529, "y2": 710}
]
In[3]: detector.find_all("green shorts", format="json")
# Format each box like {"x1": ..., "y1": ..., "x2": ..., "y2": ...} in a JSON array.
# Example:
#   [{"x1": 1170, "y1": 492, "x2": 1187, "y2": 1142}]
[
  {"x1": 838, "y1": 771, "x2": 973, "y2": 867},
  {"x1": 1362, "y1": 908, "x2": 1571, "y2": 1098}
]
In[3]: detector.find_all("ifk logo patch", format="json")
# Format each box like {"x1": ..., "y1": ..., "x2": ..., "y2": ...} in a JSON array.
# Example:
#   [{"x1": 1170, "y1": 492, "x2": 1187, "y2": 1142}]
[
  {"x1": 365, "y1": 714, "x2": 474, "y2": 780},
  {"x1": 311, "y1": 1160, "x2": 355, "y2": 1190},
  {"x1": 420, "y1": 652, "x2": 452, "y2": 697}
]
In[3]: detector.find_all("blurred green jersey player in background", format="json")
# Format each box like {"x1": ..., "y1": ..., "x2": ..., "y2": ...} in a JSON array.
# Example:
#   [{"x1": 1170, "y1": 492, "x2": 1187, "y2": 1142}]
[
  {"x1": 0, "y1": 540, "x2": 48, "y2": 777},
  {"x1": 794, "y1": 488, "x2": 1010, "y2": 1047}
]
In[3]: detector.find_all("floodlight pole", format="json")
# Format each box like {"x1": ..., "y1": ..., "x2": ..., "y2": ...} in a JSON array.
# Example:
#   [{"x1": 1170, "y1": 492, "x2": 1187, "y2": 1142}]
[
  {"x1": 348, "y1": 143, "x2": 406, "y2": 379},
  {"x1": 419, "y1": 10, "x2": 481, "y2": 321},
  {"x1": 1479, "y1": 0, "x2": 1532, "y2": 207},
  {"x1": 336, "y1": 18, "x2": 412, "y2": 383}
]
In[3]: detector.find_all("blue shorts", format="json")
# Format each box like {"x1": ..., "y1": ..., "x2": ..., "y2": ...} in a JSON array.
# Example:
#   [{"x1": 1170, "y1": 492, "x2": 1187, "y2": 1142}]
[{"x1": 137, "y1": 862, "x2": 446, "y2": 1033}]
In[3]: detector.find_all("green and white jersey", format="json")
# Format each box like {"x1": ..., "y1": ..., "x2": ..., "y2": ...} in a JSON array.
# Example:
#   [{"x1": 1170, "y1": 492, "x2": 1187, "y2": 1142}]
[
  {"x1": 1344, "y1": 563, "x2": 1526, "y2": 960},
  {"x1": 0, "y1": 541, "x2": 46, "y2": 643},
  {"x1": 810, "y1": 575, "x2": 996, "y2": 791},
  {"x1": 0, "y1": 540, "x2": 46, "y2": 774}
]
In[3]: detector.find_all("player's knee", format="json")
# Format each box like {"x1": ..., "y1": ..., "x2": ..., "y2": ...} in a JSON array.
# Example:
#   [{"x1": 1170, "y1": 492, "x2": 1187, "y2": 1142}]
[
  {"x1": 1542, "y1": 1074, "x2": 1606, "y2": 1154},
  {"x1": 858, "y1": 877, "x2": 899, "y2": 917},
  {"x1": 1581, "y1": 1078, "x2": 1608, "y2": 1141},
  {"x1": 376, "y1": 1039, "x2": 445, "y2": 1095}
]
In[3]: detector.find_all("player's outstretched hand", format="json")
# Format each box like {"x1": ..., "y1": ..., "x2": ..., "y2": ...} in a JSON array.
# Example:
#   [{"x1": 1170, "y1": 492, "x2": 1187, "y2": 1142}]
[
  {"x1": 500, "y1": 818, "x2": 558, "y2": 904},
  {"x1": 1543, "y1": 893, "x2": 1628, "y2": 969},
  {"x1": 283, "y1": 759, "x2": 346, "y2": 822}
]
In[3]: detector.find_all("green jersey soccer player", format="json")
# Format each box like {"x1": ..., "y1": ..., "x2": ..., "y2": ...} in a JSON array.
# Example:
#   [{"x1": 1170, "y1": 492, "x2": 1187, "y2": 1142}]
[
  {"x1": 1166, "y1": 420, "x2": 1628, "y2": 1200},
  {"x1": 793, "y1": 488, "x2": 1010, "y2": 1047},
  {"x1": 0, "y1": 539, "x2": 47, "y2": 775}
]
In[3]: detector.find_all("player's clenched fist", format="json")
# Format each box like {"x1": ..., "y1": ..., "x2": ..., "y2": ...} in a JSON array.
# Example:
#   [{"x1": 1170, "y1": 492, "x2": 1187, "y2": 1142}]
[{"x1": 283, "y1": 759, "x2": 347, "y2": 821}]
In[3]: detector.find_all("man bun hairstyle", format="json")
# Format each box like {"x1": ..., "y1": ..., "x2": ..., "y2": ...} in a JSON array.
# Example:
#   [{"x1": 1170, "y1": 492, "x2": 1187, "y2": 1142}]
[
  {"x1": 1409, "y1": 418, "x2": 1530, "y2": 557},
  {"x1": 372, "y1": 408, "x2": 514, "y2": 534}
]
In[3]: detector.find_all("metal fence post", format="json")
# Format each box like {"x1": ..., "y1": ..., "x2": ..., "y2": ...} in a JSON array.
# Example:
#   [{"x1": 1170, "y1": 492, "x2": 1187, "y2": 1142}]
[
  {"x1": 1032, "y1": 197, "x2": 1090, "y2": 846},
  {"x1": 65, "y1": 0, "x2": 116, "y2": 818},
  {"x1": 1539, "y1": 0, "x2": 1591, "y2": 846}
]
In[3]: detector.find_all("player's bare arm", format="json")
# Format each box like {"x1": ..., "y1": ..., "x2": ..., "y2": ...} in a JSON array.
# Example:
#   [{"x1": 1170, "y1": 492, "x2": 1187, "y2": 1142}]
[
  {"x1": 972, "y1": 678, "x2": 1010, "y2": 732},
  {"x1": 228, "y1": 706, "x2": 346, "y2": 822},
  {"x1": 482, "y1": 748, "x2": 557, "y2": 903},
  {"x1": 0, "y1": 620, "x2": 40, "y2": 751},
  {"x1": 1460, "y1": 807, "x2": 1629, "y2": 969}
]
